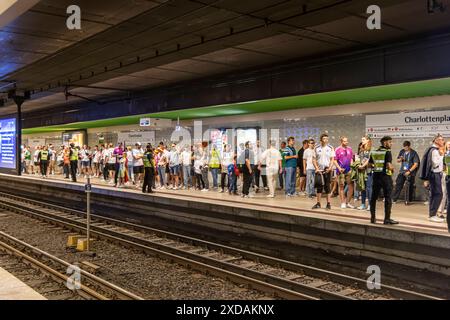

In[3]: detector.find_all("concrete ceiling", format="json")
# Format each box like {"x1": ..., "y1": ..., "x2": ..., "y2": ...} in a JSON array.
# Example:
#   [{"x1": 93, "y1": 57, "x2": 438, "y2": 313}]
[{"x1": 1, "y1": 0, "x2": 450, "y2": 115}]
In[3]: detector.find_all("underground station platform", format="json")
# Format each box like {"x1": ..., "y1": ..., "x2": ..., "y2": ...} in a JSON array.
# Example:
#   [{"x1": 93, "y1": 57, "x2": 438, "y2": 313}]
[
  {"x1": 1, "y1": 173, "x2": 449, "y2": 298},
  {"x1": 3, "y1": 0, "x2": 450, "y2": 306}
]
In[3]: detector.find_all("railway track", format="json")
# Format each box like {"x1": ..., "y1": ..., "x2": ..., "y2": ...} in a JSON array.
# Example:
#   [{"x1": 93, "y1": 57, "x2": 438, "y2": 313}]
[
  {"x1": 0, "y1": 230, "x2": 143, "y2": 300},
  {"x1": 0, "y1": 191, "x2": 441, "y2": 300}
]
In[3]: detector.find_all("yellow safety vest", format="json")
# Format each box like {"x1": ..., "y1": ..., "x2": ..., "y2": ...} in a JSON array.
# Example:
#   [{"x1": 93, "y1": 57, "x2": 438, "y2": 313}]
[
  {"x1": 40, "y1": 151, "x2": 49, "y2": 161},
  {"x1": 371, "y1": 148, "x2": 391, "y2": 176},
  {"x1": 143, "y1": 152, "x2": 154, "y2": 168},
  {"x1": 445, "y1": 155, "x2": 450, "y2": 175},
  {"x1": 209, "y1": 149, "x2": 220, "y2": 168},
  {"x1": 70, "y1": 148, "x2": 78, "y2": 161}
]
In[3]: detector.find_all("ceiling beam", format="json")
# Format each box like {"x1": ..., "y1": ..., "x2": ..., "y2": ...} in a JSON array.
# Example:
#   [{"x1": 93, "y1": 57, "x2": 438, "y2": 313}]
[{"x1": 0, "y1": 0, "x2": 40, "y2": 29}]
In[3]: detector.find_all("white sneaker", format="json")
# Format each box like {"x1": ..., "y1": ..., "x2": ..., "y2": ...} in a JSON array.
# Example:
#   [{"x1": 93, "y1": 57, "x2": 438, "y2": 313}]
[
  {"x1": 366, "y1": 205, "x2": 370, "y2": 211},
  {"x1": 340, "y1": 203, "x2": 346, "y2": 209},
  {"x1": 267, "y1": 194, "x2": 275, "y2": 198},
  {"x1": 201, "y1": 189, "x2": 209, "y2": 192},
  {"x1": 429, "y1": 216, "x2": 445, "y2": 223},
  {"x1": 219, "y1": 189, "x2": 224, "y2": 193},
  {"x1": 445, "y1": 210, "x2": 448, "y2": 214},
  {"x1": 346, "y1": 203, "x2": 355, "y2": 209},
  {"x1": 428, "y1": 216, "x2": 445, "y2": 223}
]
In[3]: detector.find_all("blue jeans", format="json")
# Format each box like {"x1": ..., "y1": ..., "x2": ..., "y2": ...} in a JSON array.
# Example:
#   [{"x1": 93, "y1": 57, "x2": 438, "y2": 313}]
[
  {"x1": 361, "y1": 173, "x2": 373, "y2": 205},
  {"x1": 430, "y1": 172, "x2": 443, "y2": 217},
  {"x1": 306, "y1": 169, "x2": 315, "y2": 196},
  {"x1": 157, "y1": 166, "x2": 166, "y2": 187},
  {"x1": 285, "y1": 167, "x2": 296, "y2": 195},
  {"x1": 183, "y1": 165, "x2": 191, "y2": 187},
  {"x1": 228, "y1": 172, "x2": 237, "y2": 192},
  {"x1": 127, "y1": 165, "x2": 134, "y2": 182},
  {"x1": 210, "y1": 168, "x2": 219, "y2": 188}
]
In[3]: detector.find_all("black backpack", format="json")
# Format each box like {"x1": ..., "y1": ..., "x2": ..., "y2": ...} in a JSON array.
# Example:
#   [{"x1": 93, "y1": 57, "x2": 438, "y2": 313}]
[{"x1": 419, "y1": 146, "x2": 437, "y2": 181}]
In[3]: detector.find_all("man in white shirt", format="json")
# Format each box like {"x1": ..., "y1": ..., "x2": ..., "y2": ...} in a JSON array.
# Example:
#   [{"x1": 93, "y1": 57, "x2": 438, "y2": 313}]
[
  {"x1": 303, "y1": 139, "x2": 316, "y2": 198},
  {"x1": 168, "y1": 143, "x2": 181, "y2": 189},
  {"x1": 106, "y1": 143, "x2": 116, "y2": 183},
  {"x1": 312, "y1": 133, "x2": 335, "y2": 210},
  {"x1": 133, "y1": 143, "x2": 144, "y2": 187},
  {"x1": 425, "y1": 134, "x2": 445, "y2": 222},
  {"x1": 181, "y1": 146, "x2": 192, "y2": 189},
  {"x1": 254, "y1": 140, "x2": 268, "y2": 192},
  {"x1": 260, "y1": 140, "x2": 282, "y2": 198}
]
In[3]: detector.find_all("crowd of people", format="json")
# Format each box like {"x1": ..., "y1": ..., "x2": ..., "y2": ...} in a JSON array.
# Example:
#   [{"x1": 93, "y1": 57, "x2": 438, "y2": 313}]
[{"x1": 20, "y1": 132, "x2": 450, "y2": 230}]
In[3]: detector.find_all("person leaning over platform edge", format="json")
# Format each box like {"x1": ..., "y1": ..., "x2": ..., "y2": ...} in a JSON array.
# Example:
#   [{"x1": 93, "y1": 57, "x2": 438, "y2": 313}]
[
  {"x1": 392, "y1": 141, "x2": 420, "y2": 204},
  {"x1": 369, "y1": 136, "x2": 398, "y2": 225},
  {"x1": 142, "y1": 144, "x2": 155, "y2": 194}
]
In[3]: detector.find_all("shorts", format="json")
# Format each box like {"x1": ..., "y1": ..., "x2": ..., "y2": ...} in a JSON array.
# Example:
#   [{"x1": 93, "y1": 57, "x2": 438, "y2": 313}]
[
  {"x1": 170, "y1": 165, "x2": 180, "y2": 175},
  {"x1": 133, "y1": 166, "x2": 144, "y2": 174},
  {"x1": 107, "y1": 163, "x2": 116, "y2": 171},
  {"x1": 82, "y1": 161, "x2": 90, "y2": 168},
  {"x1": 316, "y1": 171, "x2": 332, "y2": 194},
  {"x1": 338, "y1": 171, "x2": 352, "y2": 186}
]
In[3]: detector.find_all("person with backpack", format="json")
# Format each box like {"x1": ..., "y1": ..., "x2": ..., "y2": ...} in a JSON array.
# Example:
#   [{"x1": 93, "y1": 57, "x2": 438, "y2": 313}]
[
  {"x1": 420, "y1": 134, "x2": 446, "y2": 223},
  {"x1": 369, "y1": 136, "x2": 398, "y2": 225},
  {"x1": 227, "y1": 155, "x2": 239, "y2": 195}
]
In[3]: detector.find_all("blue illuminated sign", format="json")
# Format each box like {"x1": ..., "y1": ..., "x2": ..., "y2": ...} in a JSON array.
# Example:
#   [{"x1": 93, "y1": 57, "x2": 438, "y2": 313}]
[{"x1": 0, "y1": 118, "x2": 16, "y2": 170}]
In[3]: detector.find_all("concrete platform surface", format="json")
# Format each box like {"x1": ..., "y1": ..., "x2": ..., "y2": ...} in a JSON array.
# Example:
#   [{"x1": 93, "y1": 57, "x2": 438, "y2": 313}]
[
  {"x1": 16, "y1": 173, "x2": 450, "y2": 235},
  {"x1": 0, "y1": 267, "x2": 46, "y2": 300}
]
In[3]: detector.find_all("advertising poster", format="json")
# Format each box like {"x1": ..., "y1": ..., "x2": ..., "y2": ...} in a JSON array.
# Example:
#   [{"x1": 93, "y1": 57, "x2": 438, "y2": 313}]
[
  {"x1": 0, "y1": 118, "x2": 17, "y2": 170},
  {"x1": 63, "y1": 131, "x2": 86, "y2": 147}
]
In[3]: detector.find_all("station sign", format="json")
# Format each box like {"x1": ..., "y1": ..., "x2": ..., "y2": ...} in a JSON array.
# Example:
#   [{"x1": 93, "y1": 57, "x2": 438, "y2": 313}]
[
  {"x1": 140, "y1": 118, "x2": 151, "y2": 127},
  {"x1": 366, "y1": 110, "x2": 450, "y2": 138}
]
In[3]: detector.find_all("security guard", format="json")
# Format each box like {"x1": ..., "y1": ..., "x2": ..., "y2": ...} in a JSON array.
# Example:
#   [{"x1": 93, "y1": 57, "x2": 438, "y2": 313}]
[
  {"x1": 39, "y1": 146, "x2": 49, "y2": 178},
  {"x1": 142, "y1": 144, "x2": 155, "y2": 193},
  {"x1": 69, "y1": 143, "x2": 78, "y2": 182},
  {"x1": 369, "y1": 136, "x2": 398, "y2": 225},
  {"x1": 445, "y1": 150, "x2": 450, "y2": 232}
]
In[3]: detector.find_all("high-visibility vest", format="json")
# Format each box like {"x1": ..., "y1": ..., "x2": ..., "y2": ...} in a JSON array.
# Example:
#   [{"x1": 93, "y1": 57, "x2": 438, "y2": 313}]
[
  {"x1": 371, "y1": 148, "x2": 391, "y2": 175},
  {"x1": 40, "y1": 151, "x2": 49, "y2": 161},
  {"x1": 209, "y1": 149, "x2": 220, "y2": 168},
  {"x1": 143, "y1": 152, "x2": 153, "y2": 168},
  {"x1": 445, "y1": 155, "x2": 450, "y2": 175},
  {"x1": 70, "y1": 148, "x2": 78, "y2": 161}
]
